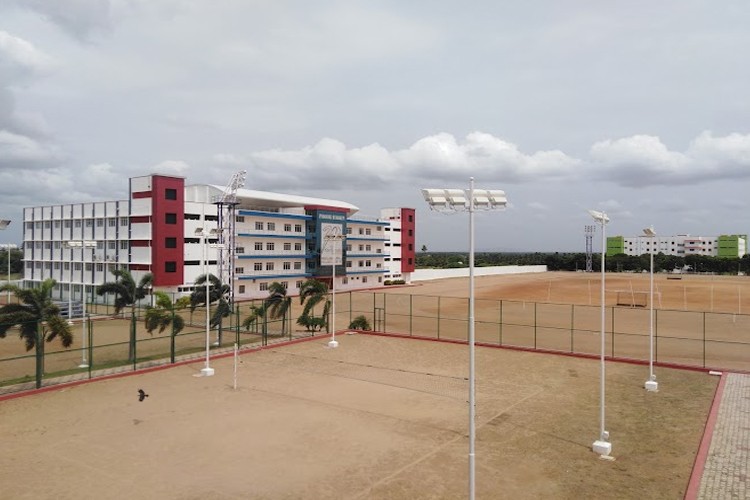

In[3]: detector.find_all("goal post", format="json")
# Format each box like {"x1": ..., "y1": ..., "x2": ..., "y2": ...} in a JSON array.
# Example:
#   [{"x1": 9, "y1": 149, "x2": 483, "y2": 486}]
[{"x1": 616, "y1": 290, "x2": 648, "y2": 308}]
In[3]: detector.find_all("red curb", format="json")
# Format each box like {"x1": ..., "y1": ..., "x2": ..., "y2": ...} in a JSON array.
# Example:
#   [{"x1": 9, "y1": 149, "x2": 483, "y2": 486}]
[
  {"x1": 684, "y1": 372, "x2": 727, "y2": 500},
  {"x1": 0, "y1": 333, "x2": 324, "y2": 403}
]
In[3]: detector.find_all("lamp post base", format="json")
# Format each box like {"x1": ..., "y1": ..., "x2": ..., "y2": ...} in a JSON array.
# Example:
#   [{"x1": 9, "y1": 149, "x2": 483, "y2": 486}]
[
  {"x1": 592, "y1": 439, "x2": 612, "y2": 456},
  {"x1": 645, "y1": 380, "x2": 659, "y2": 392},
  {"x1": 78, "y1": 363, "x2": 89, "y2": 369},
  {"x1": 200, "y1": 367, "x2": 215, "y2": 377},
  {"x1": 328, "y1": 340, "x2": 339, "y2": 348}
]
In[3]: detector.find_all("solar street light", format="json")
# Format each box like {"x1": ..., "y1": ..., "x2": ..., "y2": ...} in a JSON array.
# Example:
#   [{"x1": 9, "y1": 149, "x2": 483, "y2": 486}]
[{"x1": 643, "y1": 227, "x2": 658, "y2": 392}]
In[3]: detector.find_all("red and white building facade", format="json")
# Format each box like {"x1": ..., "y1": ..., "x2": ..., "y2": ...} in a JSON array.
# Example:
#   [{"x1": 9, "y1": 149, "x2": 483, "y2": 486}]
[{"x1": 22, "y1": 174, "x2": 415, "y2": 302}]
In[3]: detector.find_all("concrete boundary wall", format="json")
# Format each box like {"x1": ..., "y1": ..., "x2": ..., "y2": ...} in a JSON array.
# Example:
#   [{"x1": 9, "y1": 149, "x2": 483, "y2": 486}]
[{"x1": 411, "y1": 265, "x2": 547, "y2": 282}]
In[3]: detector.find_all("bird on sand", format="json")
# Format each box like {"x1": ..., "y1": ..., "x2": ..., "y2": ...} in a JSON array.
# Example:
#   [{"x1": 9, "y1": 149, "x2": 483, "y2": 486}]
[{"x1": 137, "y1": 389, "x2": 149, "y2": 402}]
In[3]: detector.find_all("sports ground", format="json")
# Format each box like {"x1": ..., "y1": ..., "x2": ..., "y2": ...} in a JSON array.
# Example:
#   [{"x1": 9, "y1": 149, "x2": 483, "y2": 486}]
[{"x1": 1, "y1": 271, "x2": 747, "y2": 498}]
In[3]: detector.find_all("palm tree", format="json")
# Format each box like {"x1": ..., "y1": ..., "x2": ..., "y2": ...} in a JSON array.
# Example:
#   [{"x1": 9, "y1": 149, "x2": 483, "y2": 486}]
[
  {"x1": 96, "y1": 269, "x2": 153, "y2": 362},
  {"x1": 145, "y1": 291, "x2": 186, "y2": 363},
  {"x1": 265, "y1": 281, "x2": 292, "y2": 335},
  {"x1": 297, "y1": 278, "x2": 331, "y2": 332},
  {"x1": 0, "y1": 279, "x2": 73, "y2": 375},
  {"x1": 190, "y1": 273, "x2": 231, "y2": 345}
]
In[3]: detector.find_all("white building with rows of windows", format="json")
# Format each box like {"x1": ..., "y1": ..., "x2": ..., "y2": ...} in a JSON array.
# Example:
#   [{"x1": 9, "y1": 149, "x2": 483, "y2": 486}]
[{"x1": 22, "y1": 174, "x2": 416, "y2": 303}]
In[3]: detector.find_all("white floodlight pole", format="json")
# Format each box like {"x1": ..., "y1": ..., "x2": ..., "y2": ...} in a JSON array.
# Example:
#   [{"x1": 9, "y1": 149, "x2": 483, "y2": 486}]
[
  {"x1": 65, "y1": 240, "x2": 96, "y2": 367},
  {"x1": 643, "y1": 227, "x2": 658, "y2": 392},
  {"x1": 325, "y1": 233, "x2": 345, "y2": 349},
  {"x1": 422, "y1": 180, "x2": 507, "y2": 500},
  {"x1": 196, "y1": 228, "x2": 214, "y2": 376},
  {"x1": 589, "y1": 210, "x2": 611, "y2": 457},
  {"x1": 209, "y1": 228, "x2": 225, "y2": 346}
]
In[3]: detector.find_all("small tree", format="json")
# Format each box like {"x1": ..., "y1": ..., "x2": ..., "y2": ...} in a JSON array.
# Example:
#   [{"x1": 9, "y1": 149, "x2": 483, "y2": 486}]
[
  {"x1": 97, "y1": 269, "x2": 153, "y2": 362},
  {"x1": 348, "y1": 315, "x2": 371, "y2": 331},
  {"x1": 265, "y1": 282, "x2": 292, "y2": 335},
  {"x1": 298, "y1": 278, "x2": 330, "y2": 331},
  {"x1": 190, "y1": 273, "x2": 231, "y2": 345},
  {"x1": 145, "y1": 291, "x2": 185, "y2": 363},
  {"x1": 0, "y1": 279, "x2": 73, "y2": 374}
]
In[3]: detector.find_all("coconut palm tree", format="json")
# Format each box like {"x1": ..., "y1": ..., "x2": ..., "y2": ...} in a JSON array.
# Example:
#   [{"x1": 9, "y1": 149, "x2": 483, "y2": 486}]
[
  {"x1": 265, "y1": 281, "x2": 292, "y2": 335},
  {"x1": 0, "y1": 279, "x2": 73, "y2": 374},
  {"x1": 297, "y1": 278, "x2": 331, "y2": 332},
  {"x1": 145, "y1": 291, "x2": 186, "y2": 363},
  {"x1": 190, "y1": 273, "x2": 231, "y2": 345},
  {"x1": 96, "y1": 269, "x2": 153, "y2": 362}
]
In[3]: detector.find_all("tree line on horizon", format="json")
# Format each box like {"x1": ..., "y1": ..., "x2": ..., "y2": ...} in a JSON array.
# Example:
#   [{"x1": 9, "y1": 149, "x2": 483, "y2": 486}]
[{"x1": 416, "y1": 251, "x2": 750, "y2": 275}]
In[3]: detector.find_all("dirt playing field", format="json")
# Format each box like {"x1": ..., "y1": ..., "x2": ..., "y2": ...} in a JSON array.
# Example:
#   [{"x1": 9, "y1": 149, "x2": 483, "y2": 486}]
[{"x1": 1, "y1": 332, "x2": 717, "y2": 499}]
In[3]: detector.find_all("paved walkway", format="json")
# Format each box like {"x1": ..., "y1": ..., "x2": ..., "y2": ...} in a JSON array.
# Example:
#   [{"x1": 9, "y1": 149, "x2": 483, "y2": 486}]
[{"x1": 694, "y1": 373, "x2": 750, "y2": 499}]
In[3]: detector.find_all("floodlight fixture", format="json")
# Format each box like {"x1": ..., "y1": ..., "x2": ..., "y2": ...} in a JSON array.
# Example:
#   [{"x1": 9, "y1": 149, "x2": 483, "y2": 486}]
[
  {"x1": 422, "y1": 177, "x2": 509, "y2": 500},
  {"x1": 643, "y1": 227, "x2": 658, "y2": 392},
  {"x1": 589, "y1": 209, "x2": 612, "y2": 457},
  {"x1": 0, "y1": 220, "x2": 11, "y2": 304}
]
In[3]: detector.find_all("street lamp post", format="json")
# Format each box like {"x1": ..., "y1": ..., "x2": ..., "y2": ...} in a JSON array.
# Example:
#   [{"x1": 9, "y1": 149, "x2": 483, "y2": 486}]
[
  {"x1": 643, "y1": 227, "x2": 658, "y2": 392},
  {"x1": 323, "y1": 230, "x2": 345, "y2": 348},
  {"x1": 1, "y1": 219, "x2": 11, "y2": 304},
  {"x1": 588, "y1": 210, "x2": 612, "y2": 457},
  {"x1": 66, "y1": 240, "x2": 96, "y2": 368},
  {"x1": 195, "y1": 227, "x2": 216, "y2": 377},
  {"x1": 422, "y1": 180, "x2": 507, "y2": 500}
]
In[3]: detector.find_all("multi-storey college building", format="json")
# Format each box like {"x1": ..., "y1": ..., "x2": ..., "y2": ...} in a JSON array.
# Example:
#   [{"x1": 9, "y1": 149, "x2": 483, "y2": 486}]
[
  {"x1": 607, "y1": 234, "x2": 747, "y2": 258},
  {"x1": 22, "y1": 174, "x2": 415, "y2": 303}
]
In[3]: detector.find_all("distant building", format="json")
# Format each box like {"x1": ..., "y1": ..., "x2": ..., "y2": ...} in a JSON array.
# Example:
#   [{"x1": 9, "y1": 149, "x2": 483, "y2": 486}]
[
  {"x1": 22, "y1": 173, "x2": 415, "y2": 301},
  {"x1": 607, "y1": 234, "x2": 747, "y2": 258}
]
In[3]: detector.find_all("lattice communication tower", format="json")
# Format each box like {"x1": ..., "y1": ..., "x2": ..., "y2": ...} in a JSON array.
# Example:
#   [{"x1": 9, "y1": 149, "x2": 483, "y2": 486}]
[{"x1": 585, "y1": 225, "x2": 596, "y2": 272}]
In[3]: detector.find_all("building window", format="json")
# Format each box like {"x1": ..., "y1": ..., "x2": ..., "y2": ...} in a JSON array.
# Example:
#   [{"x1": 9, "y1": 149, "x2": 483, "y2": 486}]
[
  {"x1": 165, "y1": 213, "x2": 177, "y2": 224},
  {"x1": 120, "y1": 241, "x2": 129, "y2": 250},
  {"x1": 165, "y1": 237, "x2": 177, "y2": 248},
  {"x1": 165, "y1": 188, "x2": 177, "y2": 200},
  {"x1": 239, "y1": 285, "x2": 245, "y2": 293},
  {"x1": 365, "y1": 228, "x2": 371, "y2": 235},
  {"x1": 346, "y1": 261, "x2": 352, "y2": 268},
  {"x1": 283, "y1": 262, "x2": 291, "y2": 270},
  {"x1": 108, "y1": 218, "x2": 117, "y2": 227},
  {"x1": 294, "y1": 224, "x2": 302, "y2": 233},
  {"x1": 254, "y1": 262, "x2": 263, "y2": 271},
  {"x1": 266, "y1": 242, "x2": 275, "y2": 251},
  {"x1": 85, "y1": 219, "x2": 93, "y2": 227},
  {"x1": 96, "y1": 219, "x2": 104, "y2": 227},
  {"x1": 236, "y1": 216, "x2": 245, "y2": 223},
  {"x1": 64, "y1": 220, "x2": 71, "y2": 228},
  {"x1": 254, "y1": 242, "x2": 263, "y2": 251},
  {"x1": 294, "y1": 262, "x2": 302, "y2": 270},
  {"x1": 108, "y1": 241, "x2": 116, "y2": 249},
  {"x1": 408, "y1": 229, "x2": 413, "y2": 236},
  {"x1": 284, "y1": 223, "x2": 292, "y2": 232},
  {"x1": 74, "y1": 220, "x2": 82, "y2": 228},
  {"x1": 120, "y1": 217, "x2": 128, "y2": 226},
  {"x1": 267, "y1": 222, "x2": 275, "y2": 231},
  {"x1": 365, "y1": 260, "x2": 371, "y2": 267},
  {"x1": 260, "y1": 282, "x2": 268, "y2": 291},
  {"x1": 266, "y1": 262, "x2": 274, "y2": 271},
  {"x1": 235, "y1": 267, "x2": 244, "y2": 274},
  {"x1": 165, "y1": 262, "x2": 177, "y2": 272},
  {"x1": 255, "y1": 222, "x2": 263, "y2": 230},
  {"x1": 359, "y1": 228, "x2": 363, "y2": 235},
  {"x1": 346, "y1": 245, "x2": 352, "y2": 251},
  {"x1": 284, "y1": 242, "x2": 291, "y2": 251},
  {"x1": 362, "y1": 276, "x2": 368, "y2": 283},
  {"x1": 236, "y1": 246, "x2": 245, "y2": 254},
  {"x1": 366, "y1": 244, "x2": 371, "y2": 251},
  {"x1": 343, "y1": 277, "x2": 348, "y2": 284},
  {"x1": 296, "y1": 280, "x2": 302, "y2": 289},
  {"x1": 346, "y1": 227, "x2": 352, "y2": 234},
  {"x1": 295, "y1": 243, "x2": 302, "y2": 251}
]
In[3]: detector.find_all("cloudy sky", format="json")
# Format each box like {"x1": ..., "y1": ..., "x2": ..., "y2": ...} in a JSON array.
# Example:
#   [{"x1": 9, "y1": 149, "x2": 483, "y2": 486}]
[{"x1": 1, "y1": 1, "x2": 749, "y2": 251}]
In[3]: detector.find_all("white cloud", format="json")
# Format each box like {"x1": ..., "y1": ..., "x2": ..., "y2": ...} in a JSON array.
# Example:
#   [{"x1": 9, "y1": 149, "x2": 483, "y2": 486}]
[
  {"x1": 590, "y1": 131, "x2": 750, "y2": 187},
  {"x1": 152, "y1": 160, "x2": 190, "y2": 175},
  {"x1": 0, "y1": 30, "x2": 56, "y2": 83},
  {"x1": 0, "y1": 130, "x2": 61, "y2": 168}
]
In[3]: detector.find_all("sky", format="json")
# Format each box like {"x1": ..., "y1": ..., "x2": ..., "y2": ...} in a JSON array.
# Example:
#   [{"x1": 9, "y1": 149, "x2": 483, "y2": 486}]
[{"x1": 1, "y1": 0, "x2": 749, "y2": 252}]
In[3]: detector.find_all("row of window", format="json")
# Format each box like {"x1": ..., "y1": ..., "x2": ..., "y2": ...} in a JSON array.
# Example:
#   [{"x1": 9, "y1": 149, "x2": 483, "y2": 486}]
[
  {"x1": 236, "y1": 261, "x2": 304, "y2": 273},
  {"x1": 30, "y1": 241, "x2": 129, "y2": 250},
  {"x1": 26, "y1": 218, "x2": 128, "y2": 230}
]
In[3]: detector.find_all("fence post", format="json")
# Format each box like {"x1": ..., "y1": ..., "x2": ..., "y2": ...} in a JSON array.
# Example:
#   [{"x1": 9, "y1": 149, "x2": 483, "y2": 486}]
[
  {"x1": 654, "y1": 309, "x2": 659, "y2": 363},
  {"x1": 702, "y1": 311, "x2": 706, "y2": 368},
  {"x1": 499, "y1": 300, "x2": 503, "y2": 346},
  {"x1": 35, "y1": 321, "x2": 42, "y2": 389},
  {"x1": 610, "y1": 306, "x2": 615, "y2": 358},
  {"x1": 570, "y1": 304, "x2": 575, "y2": 354},
  {"x1": 409, "y1": 295, "x2": 413, "y2": 335},
  {"x1": 437, "y1": 296, "x2": 441, "y2": 340},
  {"x1": 170, "y1": 307, "x2": 176, "y2": 364},
  {"x1": 235, "y1": 306, "x2": 240, "y2": 346},
  {"x1": 534, "y1": 302, "x2": 537, "y2": 349},
  {"x1": 87, "y1": 313, "x2": 93, "y2": 378}
]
